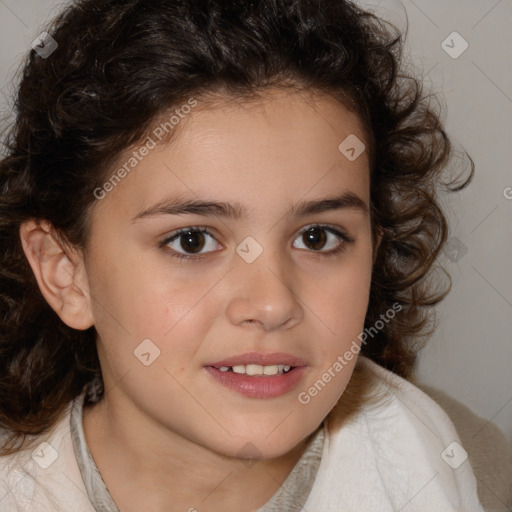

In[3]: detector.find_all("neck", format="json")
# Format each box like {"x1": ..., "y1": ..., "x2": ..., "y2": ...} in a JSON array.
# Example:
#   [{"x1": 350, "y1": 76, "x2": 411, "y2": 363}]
[{"x1": 82, "y1": 392, "x2": 313, "y2": 512}]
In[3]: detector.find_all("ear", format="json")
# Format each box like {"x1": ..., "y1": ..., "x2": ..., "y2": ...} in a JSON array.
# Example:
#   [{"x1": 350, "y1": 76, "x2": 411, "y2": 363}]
[{"x1": 19, "y1": 220, "x2": 94, "y2": 330}]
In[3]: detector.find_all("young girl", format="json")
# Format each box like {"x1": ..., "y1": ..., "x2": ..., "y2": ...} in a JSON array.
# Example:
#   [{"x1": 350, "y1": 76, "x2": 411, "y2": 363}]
[{"x1": 0, "y1": 0, "x2": 488, "y2": 510}]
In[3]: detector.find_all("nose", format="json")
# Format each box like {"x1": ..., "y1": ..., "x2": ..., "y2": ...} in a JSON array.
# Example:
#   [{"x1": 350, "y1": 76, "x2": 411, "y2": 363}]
[{"x1": 225, "y1": 247, "x2": 304, "y2": 332}]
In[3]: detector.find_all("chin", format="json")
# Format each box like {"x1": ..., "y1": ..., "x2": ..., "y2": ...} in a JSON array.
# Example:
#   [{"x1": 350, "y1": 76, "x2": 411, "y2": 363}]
[{"x1": 214, "y1": 427, "x2": 312, "y2": 462}]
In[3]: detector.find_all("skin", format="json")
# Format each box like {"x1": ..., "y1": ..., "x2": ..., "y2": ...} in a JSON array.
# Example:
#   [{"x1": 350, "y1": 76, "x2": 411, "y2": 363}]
[{"x1": 20, "y1": 88, "x2": 378, "y2": 511}]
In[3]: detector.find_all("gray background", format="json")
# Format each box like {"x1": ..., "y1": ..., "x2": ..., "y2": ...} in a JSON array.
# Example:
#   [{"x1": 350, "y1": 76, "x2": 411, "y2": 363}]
[{"x1": 1, "y1": 0, "x2": 511, "y2": 446}]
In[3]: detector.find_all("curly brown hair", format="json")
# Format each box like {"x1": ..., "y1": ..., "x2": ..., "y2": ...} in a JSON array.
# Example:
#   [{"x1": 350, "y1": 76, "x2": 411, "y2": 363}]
[{"x1": 0, "y1": 0, "x2": 473, "y2": 456}]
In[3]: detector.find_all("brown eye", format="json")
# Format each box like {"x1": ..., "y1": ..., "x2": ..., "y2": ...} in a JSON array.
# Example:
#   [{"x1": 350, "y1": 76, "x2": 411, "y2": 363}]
[
  {"x1": 163, "y1": 227, "x2": 221, "y2": 259},
  {"x1": 301, "y1": 227, "x2": 327, "y2": 251},
  {"x1": 179, "y1": 230, "x2": 206, "y2": 254},
  {"x1": 293, "y1": 225, "x2": 352, "y2": 255}
]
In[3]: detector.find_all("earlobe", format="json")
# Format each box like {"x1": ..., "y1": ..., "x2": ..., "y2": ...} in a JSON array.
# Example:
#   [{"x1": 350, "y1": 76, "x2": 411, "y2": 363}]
[{"x1": 19, "y1": 220, "x2": 94, "y2": 330}]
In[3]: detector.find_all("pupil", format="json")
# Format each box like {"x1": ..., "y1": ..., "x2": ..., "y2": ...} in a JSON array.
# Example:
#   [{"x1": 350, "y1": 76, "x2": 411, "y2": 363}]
[
  {"x1": 304, "y1": 227, "x2": 326, "y2": 250},
  {"x1": 181, "y1": 231, "x2": 204, "y2": 253}
]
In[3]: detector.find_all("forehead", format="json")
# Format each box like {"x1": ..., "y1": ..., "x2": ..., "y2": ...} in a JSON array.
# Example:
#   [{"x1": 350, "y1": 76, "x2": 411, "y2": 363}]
[
  {"x1": 92, "y1": 88, "x2": 370, "y2": 223},
  {"x1": 169, "y1": 87, "x2": 368, "y2": 162}
]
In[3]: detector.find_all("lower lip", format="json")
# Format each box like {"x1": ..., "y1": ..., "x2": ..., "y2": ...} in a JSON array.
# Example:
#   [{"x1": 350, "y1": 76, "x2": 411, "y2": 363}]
[{"x1": 204, "y1": 366, "x2": 307, "y2": 399}]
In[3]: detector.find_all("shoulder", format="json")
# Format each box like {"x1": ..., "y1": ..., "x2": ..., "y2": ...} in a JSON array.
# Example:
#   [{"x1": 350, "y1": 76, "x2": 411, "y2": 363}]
[
  {"x1": 356, "y1": 355, "x2": 467, "y2": 440},
  {"x1": 353, "y1": 356, "x2": 481, "y2": 473},
  {"x1": 0, "y1": 398, "x2": 94, "y2": 512},
  {"x1": 356, "y1": 357, "x2": 512, "y2": 510},
  {"x1": 305, "y1": 356, "x2": 485, "y2": 511},
  {"x1": 416, "y1": 381, "x2": 512, "y2": 511},
  {"x1": 327, "y1": 355, "x2": 473, "y2": 445}
]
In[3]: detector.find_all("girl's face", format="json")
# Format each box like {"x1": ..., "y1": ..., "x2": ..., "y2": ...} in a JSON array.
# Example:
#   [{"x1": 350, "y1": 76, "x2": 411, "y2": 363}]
[{"x1": 82, "y1": 88, "x2": 374, "y2": 459}]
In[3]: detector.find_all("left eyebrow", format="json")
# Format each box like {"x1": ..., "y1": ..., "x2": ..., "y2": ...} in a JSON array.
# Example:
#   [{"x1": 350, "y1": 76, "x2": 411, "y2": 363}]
[{"x1": 131, "y1": 191, "x2": 369, "y2": 222}]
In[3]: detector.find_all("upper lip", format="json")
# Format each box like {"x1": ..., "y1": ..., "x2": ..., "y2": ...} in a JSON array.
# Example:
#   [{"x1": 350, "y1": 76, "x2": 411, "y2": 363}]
[{"x1": 206, "y1": 352, "x2": 307, "y2": 368}]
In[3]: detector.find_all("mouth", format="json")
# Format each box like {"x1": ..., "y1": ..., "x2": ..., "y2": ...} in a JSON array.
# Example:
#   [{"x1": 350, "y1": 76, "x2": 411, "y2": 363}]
[{"x1": 204, "y1": 352, "x2": 307, "y2": 399}]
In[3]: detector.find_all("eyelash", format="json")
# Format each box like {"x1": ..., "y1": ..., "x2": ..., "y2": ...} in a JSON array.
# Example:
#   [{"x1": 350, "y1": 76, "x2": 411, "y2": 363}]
[{"x1": 160, "y1": 224, "x2": 355, "y2": 262}]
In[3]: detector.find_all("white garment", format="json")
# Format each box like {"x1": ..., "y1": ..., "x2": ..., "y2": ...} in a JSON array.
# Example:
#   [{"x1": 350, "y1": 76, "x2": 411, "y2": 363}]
[{"x1": 0, "y1": 356, "x2": 485, "y2": 511}]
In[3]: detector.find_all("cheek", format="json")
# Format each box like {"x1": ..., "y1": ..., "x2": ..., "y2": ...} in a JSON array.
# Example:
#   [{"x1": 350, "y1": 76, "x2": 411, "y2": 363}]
[
  {"x1": 298, "y1": 262, "x2": 372, "y2": 412},
  {"x1": 318, "y1": 254, "x2": 373, "y2": 325},
  {"x1": 88, "y1": 256, "x2": 213, "y2": 367},
  {"x1": 305, "y1": 253, "x2": 373, "y2": 378}
]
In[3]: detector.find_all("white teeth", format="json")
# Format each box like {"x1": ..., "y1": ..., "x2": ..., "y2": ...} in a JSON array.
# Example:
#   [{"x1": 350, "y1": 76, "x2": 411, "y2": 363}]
[
  {"x1": 246, "y1": 364, "x2": 263, "y2": 376},
  {"x1": 221, "y1": 364, "x2": 293, "y2": 375},
  {"x1": 263, "y1": 365, "x2": 279, "y2": 375}
]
